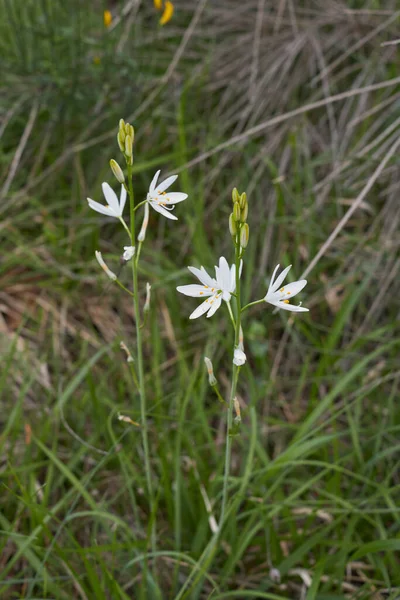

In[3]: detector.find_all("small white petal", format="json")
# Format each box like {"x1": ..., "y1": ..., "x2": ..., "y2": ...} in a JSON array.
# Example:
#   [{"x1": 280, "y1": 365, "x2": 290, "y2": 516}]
[
  {"x1": 189, "y1": 298, "x2": 213, "y2": 320},
  {"x1": 150, "y1": 201, "x2": 178, "y2": 220},
  {"x1": 176, "y1": 284, "x2": 214, "y2": 297},
  {"x1": 274, "y1": 279, "x2": 307, "y2": 299},
  {"x1": 267, "y1": 264, "x2": 280, "y2": 295},
  {"x1": 270, "y1": 265, "x2": 292, "y2": 294},
  {"x1": 102, "y1": 182, "x2": 120, "y2": 215},
  {"x1": 187, "y1": 266, "x2": 218, "y2": 289},
  {"x1": 157, "y1": 192, "x2": 188, "y2": 204},
  {"x1": 156, "y1": 174, "x2": 178, "y2": 193},
  {"x1": 119, "y1": 186, "x2": 127, "y2": 214},
  {"x1": 149, "y1": 170, "x2": 160, "y2": 194},
  {"x1": 87, "y1": 199, "x2": 116, "y2": 217},
  {"x1": 266, "y1": 299, "x2": 309, "y2": 312},
  {"x1": 206, "y1": 294, "x2": 222, "y2": 317}
]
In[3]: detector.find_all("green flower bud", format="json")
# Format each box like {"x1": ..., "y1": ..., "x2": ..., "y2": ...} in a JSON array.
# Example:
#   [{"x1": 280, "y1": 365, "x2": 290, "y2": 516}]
[
  {"x1": 119, "y1": 118, "x2": 126, "y2": 132},
  {"x1": 229, "y1": 213, "x2": 237, "y2": 236},
  {"x1": 127, "y1": 124, "x2": 134, "y2": 142},
  {"x1": 110, "y1": 159, "x2": 125, "y2": 184},
  {"x1": 117, "y1": 130, "x2": 125, "y2": 152},
  {"x1": 232, "y1": 187, "x2": 240, "y2": 204},
  {"x1": 240, "y1": 223, "x2": 249, "y2": 248},
  {"x1": 233, "y1": 201, "x2": 241, "y2": 222},
  {"x1": 125, "y1": 134, "x2": 133, "y2": 158},
  {"x1": 239, "y1": 192, "x2": 247, "y2": 209},
  {"x1": 240, "y1": 200, "x2": 248, "y2": 222}
]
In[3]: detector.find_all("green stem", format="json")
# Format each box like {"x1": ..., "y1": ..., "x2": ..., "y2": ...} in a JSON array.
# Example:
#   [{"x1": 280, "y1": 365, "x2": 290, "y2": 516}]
[
  {"x1": 219, "y1": 230, "x2": 242, "y2": 529},
  {"x1": 241, "y1": 298, "x2": 265, "y2": 313},
  {"x1": 126, "y1": 164, "x2": 155, "y2": 555},
  {"x1": 226, "y1": 301, "x2": 236, "y2": 330}
]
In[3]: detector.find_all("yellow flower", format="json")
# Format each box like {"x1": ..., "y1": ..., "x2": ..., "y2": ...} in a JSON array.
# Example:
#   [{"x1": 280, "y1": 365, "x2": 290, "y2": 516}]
[
  {"x1": 153, "y1": 0, "x2": 163, "y2": 9},
  {"x1": 103, "y1": 9, "x2": 112, "y2": 27},
  {"x1": 160, "y1": 0, "x2": 174, "y2": 25}
]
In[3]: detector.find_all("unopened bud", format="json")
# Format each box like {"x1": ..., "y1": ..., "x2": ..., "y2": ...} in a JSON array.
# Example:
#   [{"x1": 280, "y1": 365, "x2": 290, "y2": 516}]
[
  {"x1": 110, "y1": 159, "x2": 125, "y2": 184},
  {"x1": 233, "y1": 201, "x2": 241, "y2": 222},
  {"x1": 120, "y1": 341, "x2": 134, "y2": 363},
  {"x1": 117, "y1": 130, "x2": 125, "y2": 152},
  {"x1": 138, "y1": 202, "x2": 149, "y2": 242},
  {"x1": 240, "y1": 201, "x2": 248, "y2": 223},
  {"x1": 95, "y1": 251, "x2": 117, "y2": 281},
  {"x1": 269, "y1": 568, "x2": 281, "y2": 584},
  {"x1": 127, "y1": 124, "x2": 134, "y2": 142},
  {"x1": 204, "y1": 357, "x2": 217, "y2": 386},
  {"x1": 229, "y1": 213, "x2": 237, "y2": 236},
  {"x1": 240, "y1": 223, "x2": 249, "y2": 248},
  {"x1": 119, "y1": 118, "x2": 126, "y2": 131},
  {"x1": 232, "y1": 187, "x2": 240, "y2": 204},
  {"x1": 239, "y1": 192, "x2": 247, "y2": 209},
  {"x1": 125, "y1": 135, "x2": 133, "y2": 158},
  {"x1": 144, "y1": 282, "x2": 151, "y2": 313},
  {"x1": 233, "y1": 397, "x2": 241, "y2": 424}
]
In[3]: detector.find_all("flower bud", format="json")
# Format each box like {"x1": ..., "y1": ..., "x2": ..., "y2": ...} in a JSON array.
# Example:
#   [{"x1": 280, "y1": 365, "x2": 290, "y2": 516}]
[
  {"x1": 233, "y1": 201, "x2": 241, "y2": 222},
  {"x1": 138, "y1": 202, "x2": 149, "y2": 242},
  {"x1": 240, "y1": 200, "x2": 248, "y2": 223},
  {"x1": 125, "y1": 135, "x2": 133, "y2": 158},
  {"x1": 229, "y1": 213, "x2": 237, "y2": 236},
  {"x1": 127, "y1": 124, "x2": 135, "y2": 142},
  {"x1": 119, "y1": 118, "x2": 126, "y2": 131},
  {"x1": 204, "y1": 357, "x2": 217, "y2": 386},
  {"x1": 239, "y1": 192, "x2": 247, "y2": 209},
  {"x1": 240, "y1": 223, "x2": 249, "y2": 248},
  {"x1": 110, "y1": 159, "x2": 125, "y2": 184},
  {"x1": 95, "y1": 251, "x2": 117, "y2": 281},
  {"x1": 144, "y1": 282, "x2": 151, "y2": 313},
  {"x1": 120, "y1": 341, "x2": 134, "y2": 363},
  {"x1": 233, "y1": 348, "x2": 246, "y2": 366},
  {"x1": 233, "y1": 397, "x2": 241, "y2": 424},
  {"x1": 117, "y1": 130, "x2": 125, "y2": 152},
  {"x1": 232, "y1": 187, "x2": 240, "y2": 204}
]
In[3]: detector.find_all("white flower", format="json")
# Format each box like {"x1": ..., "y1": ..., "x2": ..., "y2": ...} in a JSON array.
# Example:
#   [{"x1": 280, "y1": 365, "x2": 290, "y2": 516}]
[
  {"x1": 233, "y1": 348, "x2": 246, "y2": 366},
  {"x1": 88, "y1": 183, "x2": 127, "y2": 218},
  {"x1": 122, "y1": 246, "x2": 135, "y2": 261},
  {"x1": 95, "y1": 251, "x2": 117, "y2": 281},
  {"x1": 264, "y1": 264, "x2": 308, "y2": 312},
  {"x1": 147, "y1": 170, "x2": 188, "y2": 220},
  {"x1": 177, "y1": 257, "x2": 241, "y2": 319}
]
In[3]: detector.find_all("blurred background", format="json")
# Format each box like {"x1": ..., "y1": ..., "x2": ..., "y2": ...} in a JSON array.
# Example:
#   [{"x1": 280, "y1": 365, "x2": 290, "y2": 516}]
[{"x1": 1, "y1": 1, "x2": 400, "y2": 598}]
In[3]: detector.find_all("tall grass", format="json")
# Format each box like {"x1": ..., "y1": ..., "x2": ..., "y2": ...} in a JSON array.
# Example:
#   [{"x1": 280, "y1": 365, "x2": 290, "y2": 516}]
[{"x1": 1, "y1": 1, "x2": 400, "y2": 598}]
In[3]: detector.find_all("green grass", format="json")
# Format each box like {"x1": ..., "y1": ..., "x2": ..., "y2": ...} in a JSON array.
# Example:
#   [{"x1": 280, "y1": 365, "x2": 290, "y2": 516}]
[{"x1": 1, "y1": 1, "x2": 400, "y2": 598}]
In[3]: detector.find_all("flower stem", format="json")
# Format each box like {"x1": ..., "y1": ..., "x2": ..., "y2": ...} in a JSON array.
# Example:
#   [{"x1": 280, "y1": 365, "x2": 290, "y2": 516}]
[
  {"x1": 219, "y1": 232, "x2": 242, "y2": 529},
  {"x1": 241, "y1": 298, "x2": 265, "y2": 313},
  {"x1": 126, "y1": 164, "x2": 155, "y2": 555}
]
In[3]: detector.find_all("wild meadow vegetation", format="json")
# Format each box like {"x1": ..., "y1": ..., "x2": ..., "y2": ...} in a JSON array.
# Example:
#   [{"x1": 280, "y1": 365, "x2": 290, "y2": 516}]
[{"x1": 1, "y1": 1, "x2": 400, "y2": 598}]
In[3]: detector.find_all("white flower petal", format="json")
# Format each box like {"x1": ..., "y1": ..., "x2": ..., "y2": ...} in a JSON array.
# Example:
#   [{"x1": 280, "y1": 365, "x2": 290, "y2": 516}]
[
  {"x1": 156, "y1": 174, "x2": 178, "y2": 193},
  {"x1": 267, "y1": 264, "x2": 280, "y2": 295},
  {"x1": 150, "y1": 201, "x2": 178, "y2": 220},
  {"x1": 267, "y1": 299, "x2": 309, "y2": 312},
  {"x1": 187, "y1": 266, "x2": 218, "y2": 289},
  {"x1": 87, "y1": 199, "x2": 115, "y2": 217},
  {"x1": 102, "y1": 182, "x2": 120, "y2": 215},
  {"x1": 161, "y1": 192, "x2": 188, "y2": 203},
  {"x1": 176, "y1": 284, "x2": 214, "y2": 297},
  {"x1": 274, "y1": 279, "x2": 307, "y2": 299},
  {"x1": 206, "y1": 294, "x2": 222, "y2": 318},
  {"x1": 149, "y1": 170, "x2": 160, "y2": 194},
  {"x1": 270, "y1": 264, "x2": 292, "y2": 294},
  {"x1": 119, "y1": 186, "x2": 127, "y2": 214},
  {"x1": 189, "y1": 298, "x2": 213, "y2": 320}
]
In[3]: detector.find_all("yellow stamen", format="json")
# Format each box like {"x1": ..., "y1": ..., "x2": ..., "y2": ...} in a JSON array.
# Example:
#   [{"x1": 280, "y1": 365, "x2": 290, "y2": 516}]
[
  {"x1": 103, "y1": 10, "x2": 112, "y2": 28},
  {"x1": 283, "y1": 300, "x2": 290, "y2": 304},
  {"x1": 154, "y1": 0, "x2": 163, "y2": 9},
  {"x1": 160, "y1": 0, "x2": 174, "y2": 25}
]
